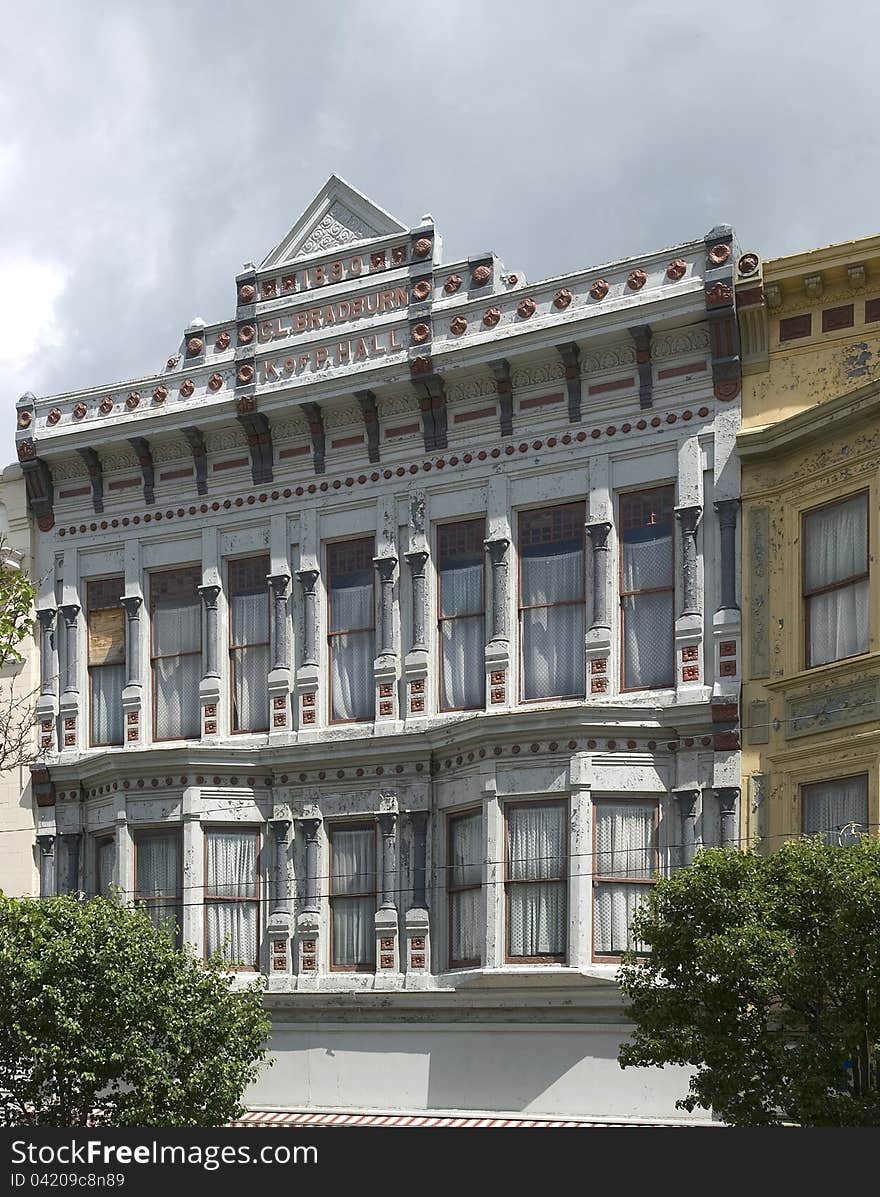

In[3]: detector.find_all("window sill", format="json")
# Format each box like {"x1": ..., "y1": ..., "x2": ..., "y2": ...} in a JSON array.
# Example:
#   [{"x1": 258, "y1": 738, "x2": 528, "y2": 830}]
[{"x1": 762, "y1": 650, "x2": 880, "y2": 694}]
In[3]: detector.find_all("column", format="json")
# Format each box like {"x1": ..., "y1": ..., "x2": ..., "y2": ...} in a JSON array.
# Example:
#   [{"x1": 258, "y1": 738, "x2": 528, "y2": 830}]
[
  {"x1": 376, "y1": 808, "x2": 401, "y2": 978},
  {"x1": 484, "y1": 537, "x2": 510, "y2": 709},
  {"x1": 404, "y1": 550, "x2": 429, "y2": 720},
  {"x1": 58, "y1": 604, "x2": 80, "y2": 750},
  {"x1": 121, "y1": 594, "x2": 143, "y2": 745},
  {"x1": 712, "y1": 499, "x2": 742, "y2": 695},
  {"x1": 267, "y1": 574, "x2": 291, "y2": 734},
  {"x1": 714, "y1": 500, "x2": 740, "y2": 612},
  {"x1": 35, "y1": 609, "x2": 57, "y2": 752},
  {"x1": 585, "y1": 521, "x2": 612, "y2": 698},
  {"x1": 267, "y1": 818, "x2": 292, "y2": 979},
  {"x1": 37, "y1": 834, "x2": 56, "y2": 898},
  {"x1": 374, "y1": 556, "x2": 399, "y2": 722},
  {"x1": 674, "y1": 788, "x2": 700, "y2": 867},
  {"x1": 198, "y1": 583, "x2": 221, "y2": 738},
  {"x1": 675, "y1": 505, "x2": 703, "y2": 693},
  {"x1": 716, "y1": 787, "x2": 739, "y2": 849},
  {"x1": 296, "y1": 816, "x2": 321, "y2": 983},
  {"x1": 405, "y1": 810, "x2": 430, "y2": 983},
  {"x1": 295, "y1": 569, "x2": 319, "y2": 733},
  {"x1": 675, "y1": 505, "x2": 702, "y2": 617}
]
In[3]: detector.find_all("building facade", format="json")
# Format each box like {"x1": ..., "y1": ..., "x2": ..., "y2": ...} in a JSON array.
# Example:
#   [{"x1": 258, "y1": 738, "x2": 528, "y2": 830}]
[
  {"x1": 0, "y1": 463, "x2": 38, "y2": 896},
  {"x1": 17, "y1": 177, "x2": 741, "y2": 1121},
  {"x1": 737, "y1": 237, "x2": 880, "y2": 853}
]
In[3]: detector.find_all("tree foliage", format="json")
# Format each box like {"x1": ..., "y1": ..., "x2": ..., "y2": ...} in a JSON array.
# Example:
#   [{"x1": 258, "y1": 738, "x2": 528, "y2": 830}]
[
  {"x1": 618, "y1": 838, "x2": 880, "y2": 1126},
  {"x1": 0, "y1": 551, "x2": 38, "y2": 772},
  {"x1": 0, "y1": 894, "x2": 273, "y2": 1126}
]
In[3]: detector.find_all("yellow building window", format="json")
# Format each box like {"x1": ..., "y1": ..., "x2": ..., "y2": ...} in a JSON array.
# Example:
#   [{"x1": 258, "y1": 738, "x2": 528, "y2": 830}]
[{"x1": 802, "y1": 492, "x2": 869, "y2": 667}]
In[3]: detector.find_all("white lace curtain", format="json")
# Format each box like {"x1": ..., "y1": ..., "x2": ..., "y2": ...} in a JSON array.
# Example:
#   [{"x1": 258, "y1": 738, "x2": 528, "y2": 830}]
[
  {"x1": 205, "y1": 830, "x2": 259, "y2": 967},
  {"x1": 91, "y1": 664, "x2": 125, "y2": 745},
  {"x1": 330, "y1": 585, "x2": 375, "y2": 721},
  {"x1": 136, "y1": 832, "x2": 181, "y2": 943},
  {"x1": 440, "y1": 562, "x2": 485, "y2": 710},
  {"x1": 520, "y1": 547, "x2": 585, "y2": 700},
  {"x1": 231, "y1": 591, "x2": 270, "y2": 731},
  {"x1": 622, "y1": 534, "x2": 674, "y2": 690},
  {"x1": 594, "y1": 801, "x2": 656, "y2": 955},
  {"x1": 449, "y1": 812, "x2": 482, "y2": 964},
  {"x1": 331, "y1": 828, "x2": 375, "y2": 966},
  {"x1": 153, "y1": 596, "x2": 201, "y2": 739},
  {"x1": 97, "y1": 838, "x2": 115, "y2": 897},
  {"x1": 803, "y1": 775, "x2": 868, "y2": 843},
  {"x1": 507, "y1": 804, "x2": 566, "y2": 958},
  {"x1": 805, "y1": 495, "x2": 869, "y2": 666}
]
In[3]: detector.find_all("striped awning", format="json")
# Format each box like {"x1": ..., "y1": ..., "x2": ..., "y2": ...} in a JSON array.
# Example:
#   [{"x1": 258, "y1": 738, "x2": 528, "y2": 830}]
[{"x1": 232, "y1": 1110, "x2": 703, "y2": 1128}]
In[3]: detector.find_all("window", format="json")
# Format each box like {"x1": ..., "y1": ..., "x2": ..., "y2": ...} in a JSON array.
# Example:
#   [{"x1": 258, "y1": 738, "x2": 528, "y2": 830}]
[
  {"x1": 329, "y1": 823, "x2": 376, "y2": 970},
  {"x1": 327, "y1": 538, "x2": 375, "y2": 722},
  {"x1": 87, "y1": 577, "x2": 125, "y2": 746},
  {"x1": 228, "y1": 556, "x2": 270, "y2": 732},
  {"x1": 95, "y1": 835, "x2": 115, "y2": 897},
  {"x1": 593, "y1": 799, "x2": 657, "y2": 958},
  {"x1": 518, "y1": 504, "x2": 585, "y2": 701},
  {"x1": 134, "y1": 830, "x2": 182, "y2": 947},
  {"x1": 803, "y1": 492, "x2": 869, "y2": 667},
  {"x1": 150, "y1": 567, "x2": 202, "y2": 740},
  {"x1": 438, "y1": 520, "x2": 485, "y2": 710},
  {"x1": 620, "y1": 487, "x2": 675, "y2": 690},
  {"x1": 205, "y1": 828, "x2": 260, "y2": 968},
  {"x1": 802, "y1": 775, "x2": 868, "y2": 844},
  {"x1": 505, "y1": 801, "x2": 567, "y2": 962},
  {"x1": 447, "y1": 809, "x2": 482, "y2": 967}
]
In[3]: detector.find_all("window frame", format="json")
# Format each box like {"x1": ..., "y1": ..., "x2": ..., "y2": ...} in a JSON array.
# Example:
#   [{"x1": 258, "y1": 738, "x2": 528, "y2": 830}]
[
  {"x1": 326, "y1": 536, "x2": 376, "y2": 725},
  {"x1": 446, "y1": 806, "x2": 483, "y2": 969},
  {"x1": 86, "y1": 575, "x2": 126, "y2": 748},
  {"x1": 516, "y1": 501, "x2": 587, "y2": 704},
  {"x1": 202, "y1": 825, "x2": 262, "y2": 970},
  {"x1": 801, "y1": 489, "x2": 870, "y2": 670},
  {"x1": 800, "y1": 772, "x2": 869, "y2": 843},
  {"x1": 591, "y1": 796, "x2": 659, "y2": 963},
  {"x1": 618, "y1": 484, "x2": 676, "y2": 694},
  {"x1": 94, "y1": 833, "x2": 116, "y2": 898},
  {"x1": 149, "y1": 566, "x2": 203, "y2": 743},
  {"x1": 133, "y1": 827, "x2": 183, "y2": 948},
  {"x1": 328, "y1": 819, "x2": 377, "y2": 972},
  {"x1": 436, "y1": 517, "x2": 487, "y2": 713},
  {"x1": 226, "y1": 554, "x2": 271, "y2": 734},
  {"x1": 503, "y1": 797, "x2": 569, "y2": 965}
]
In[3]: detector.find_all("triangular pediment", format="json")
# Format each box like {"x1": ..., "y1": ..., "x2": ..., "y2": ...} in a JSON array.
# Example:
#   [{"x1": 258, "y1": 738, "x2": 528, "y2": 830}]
[{"x1": 260, "y1": 175, "x2": 409, "y2": 268}]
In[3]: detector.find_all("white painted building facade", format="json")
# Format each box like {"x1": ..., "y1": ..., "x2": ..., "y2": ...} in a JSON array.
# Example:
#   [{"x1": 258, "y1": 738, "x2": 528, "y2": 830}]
[{"x1": 17, "y1": 178, "x2": 742, "y2": 1121}]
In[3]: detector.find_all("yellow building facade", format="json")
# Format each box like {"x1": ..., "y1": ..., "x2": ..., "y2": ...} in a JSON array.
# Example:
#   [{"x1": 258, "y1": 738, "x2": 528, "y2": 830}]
[{"x1": 737, "y1": 236, "x2": 880, "y2": 852}]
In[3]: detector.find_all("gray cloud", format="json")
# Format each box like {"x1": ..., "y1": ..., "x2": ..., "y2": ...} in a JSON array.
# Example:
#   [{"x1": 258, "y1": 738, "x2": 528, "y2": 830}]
[{"x1": 2, "y1": 0, "x2": 878, "y2": 462}]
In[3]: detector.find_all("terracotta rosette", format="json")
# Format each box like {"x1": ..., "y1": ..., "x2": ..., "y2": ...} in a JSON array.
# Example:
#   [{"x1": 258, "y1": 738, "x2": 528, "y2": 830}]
[
  {"x1": 99, "y1": 398, "x2": 114, "y2": 414},
  {"x1": 410, "y1": 355, "x2": 432, "y2": 375},
  {"x1": 238, "y1": 325, "x2": 255, "y2": 345},
  {"x1": 126, "y1": 393, "x2": 140, "y2": 410},
  {"x1": 73, "y1": 403, "x2": 87, "y2": 420},
  {"x1": 506, "y1": 274, "x2": 519, "y2": 286},
  {"x1": 589, "y1": 279, "x2": 609, "y2": 300},
  {"x1": 180, "y1": 379, "x2": 195, "y2": 397},
  {"x1": 444, "y1": 274, "x2": 462, "y2": 295},
  {"x1": 262, "y1": 279, "x2": 277, "y2": 299},
  {"x1": 281, "y1": 275, "x2": 296, "y2": 294},
  {"x1": 517, "y1": 297, "x2": 537, "y2": 319},
  {"x1": 413, "y1": 237, "x2": 432, "y2": 259},
  {"x1": 185, "y1": 337, "x2": 203, "y2": 357},
  {"x1": 391, "y1": 246, "x2": 407, "y2": 265},
  {"x1": 237, "y1": 364, "x2": 255, "y2": 386},
  {"x1": 627, "y1": 269, "x2": 647, "y2": 291},
  {"x1": 47, "y1": 408, "x2": 62, "y2": 425},
  {"x1": 370, "y1": 251, "x2": 386, "y2": 270},
  {"x1": 215, "y1": 331, "x2": 231, "y2": 351},
  {"x1": 208, "y1": 373, "x2": 224, "y2": 392},
  {"x1": 450, "y1": 315, "x2": 468, "y2": 335},
  {"x1": 17, "y1": 411, "x2": 32, "y2": 429},
  {"x1": 553, "y1": 288, "x2": 573, "y2": 310},
  {"x1": 482, "y1": 307, "x2": 501, "y2": 328},
  {"x1": 152, "y1": 386, "x2": 167, "y2": 404},
  {"x1": 738, "y1": 252, "x2": 759, "y2": 277},
  {"x1": 238, "y1": 283, "x2": 256, "y2": 305},
  {"x1": 666, "y1": 258, "x2": 687, "y2": 282},
  {"x1": 166, "y1": 356, "x2": 179, "y2": 370},
  {"x1": 471, "y1": 265, "x2": 491, "y2": 287},
  {"x1": 411, "y1": 323, "x2": 430, "y2": 345},
  {"x1": 412, "y1": 281, "x2": 431, "y2": 302},
  {"x1": 17, "y1": 440, "x2": 35, "y2": 460},
  {"x1": 708, "y1": 243, "x2": 731, "y2": 266},
  {"x1": 706, "y1": 281, "x2": 733, "y2": 306}
]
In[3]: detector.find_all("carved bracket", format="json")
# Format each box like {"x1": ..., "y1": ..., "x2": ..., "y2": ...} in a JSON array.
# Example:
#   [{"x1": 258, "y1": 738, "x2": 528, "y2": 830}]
[
  {"x1": 416, "y1": 374, "x2": 448, "y2": 452},
  {"x1": 183, "y1": 426, "x2": 208, "y2": 495},
  {"x1": 355, "y1": 389, "x2": 380, "y2": 463},
  {"x1": 628, "y1": 325, "x2": 653, "y2": 410},
  {"x1": 556, "y1": 343, "x2": 582, "y2": 422},
  {"x1": 490, "y1": 358, "x2": 513, "y2": 437},
  {"x1": 20, "y1": 450, "x2": 55, "y2": 531},
  {"x1": 235, "y1": 406, "x2": 273, "y2": 484},
  {"x1": 127, "y1": 437, "x2": 155, "y2": 506},
  {"x1": 303, "y1": 402, "x2": 325, "y2": 474},
  {"x1": 76, "y1": 447, "x2": 104, "y2": 513}
]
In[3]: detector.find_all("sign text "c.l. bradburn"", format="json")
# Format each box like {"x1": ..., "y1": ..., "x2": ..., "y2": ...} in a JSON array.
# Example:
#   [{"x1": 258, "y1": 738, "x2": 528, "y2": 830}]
[
  {"x1": 259, "y1": 328, "x2": 406, "y2": 381},
  {"x1": 258, "y1": 286, "x2": 409, "y2": 344}
]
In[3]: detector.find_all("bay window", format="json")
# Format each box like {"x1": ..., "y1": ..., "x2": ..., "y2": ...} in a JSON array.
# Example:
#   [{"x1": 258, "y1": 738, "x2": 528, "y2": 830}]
[
  {"x1": 134, "y1": 829, "x2": 182, "y2": 946},
  {"x1": 438, "y1": 520, "x2": 485, "y2": 711},
  {"x1": 505, "y1": 801, "x2": 567, "y2": 962},
  {"x1": 330, "y1": 823, "x2": 376, "y2": 969},
  {"x1": 87, "y1": 577, "x2": 125, "y2": 746},
  {"x1": 447, "y1": 809, "x2": 482, "y2": 967},
  {"x1": 620, "y1": 487, "x2": 675, "y2": 691},
  {"x1": 802, "y1": 774, "x2": 868, "y2": 844},
  {"x1": 205, "y1": 828, "x2": 260, "y2": 968},
  {"x1": 228, "y1": 556, "x2": 270, "y2": 732},
  {"x1": 150, "y1": 567, "x2": 201, "y2": 740},
  {"x1": 593, "y1": 799, "x2": 657, "y2": 958},
  {"x1": 803, "y1": 492, "x2": 869, "y2": 667},
  {"x1": 327, "y1": 538, "x2": 375, "y2": 722},
  {"x1": 518, "y1": 504, "x2": 585, "y2": 701}
]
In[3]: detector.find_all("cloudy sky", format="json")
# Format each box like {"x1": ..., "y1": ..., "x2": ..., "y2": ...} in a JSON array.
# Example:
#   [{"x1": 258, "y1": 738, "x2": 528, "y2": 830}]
[{"x1": 1, "y1": 1, "x2": 876, "y2": 463}]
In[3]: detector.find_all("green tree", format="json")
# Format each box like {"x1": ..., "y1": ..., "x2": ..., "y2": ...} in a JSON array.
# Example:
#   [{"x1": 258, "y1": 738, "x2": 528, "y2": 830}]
[
  {"x1": 0, "y1": 547, "x2": 38, "y2": 771},
  {"x1": 0, "y1": 893, "x2": 272, "y2": 1126},
  {"x1": 618, "y1": 838, "x2": 880, "y2": 1126}
]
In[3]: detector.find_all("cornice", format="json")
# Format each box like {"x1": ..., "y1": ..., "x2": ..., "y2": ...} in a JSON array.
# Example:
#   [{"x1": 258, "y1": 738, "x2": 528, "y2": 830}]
[{"x1": 736, "y1": 375, "x2": 880, "y2": 460}]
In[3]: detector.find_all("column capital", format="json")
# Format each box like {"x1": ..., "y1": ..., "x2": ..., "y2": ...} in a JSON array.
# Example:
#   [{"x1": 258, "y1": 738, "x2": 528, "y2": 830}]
[
  {"x1": 269, "y1": 818, "x2": 292, "y2": 842},
  {"x1": 197, "y1": 583, "x2": 221, "y2": 609},
  {"x1": 377, "y1": 810, "x2": 398, "y2": 837},
  {"x1": 373, "y1": 555, "x2": 398, "y2": 581},
  {"x1": 713, "y1": 498, "x2": 740, "y2": 528},
  {"x1": 37, "y1": 833, "x2": 56, "y2": 855},
  {"x1": 483, "y1": 536, "x2": 510, "y2": 564},
  {"x1": 267, "y1": 573, "x2": 291, "y2": 596},
  {"x1": 59, "y1": 603, "x2": 80, "y2": 626},
  {"x1": 36, "y1": 607, "x2": 57, "y2": 630},
  {"x1": 120, "y1": 594, "x2": 143, "y2": 619},
  {"x1": 298, "y1": 816, "x2": 321, "y2": 843},
  {"x1": 674, "y1": 504, "x2": 702, "y2": 535},
  {"x1": 296, "y1": 568, "x2": 319, "y2": 594},
  {"x1": 714, "y1": 786, "x2": 740, "y2": 814},
  {"x1": 404, "y1": 549, "x2": 429, "y2": 576},
  {"x1": 672, "y1": 787, "x2": 700, "y2": 815},
  {"x1": 585, "y1": 520, "x2": 612, "y2": 550}
]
